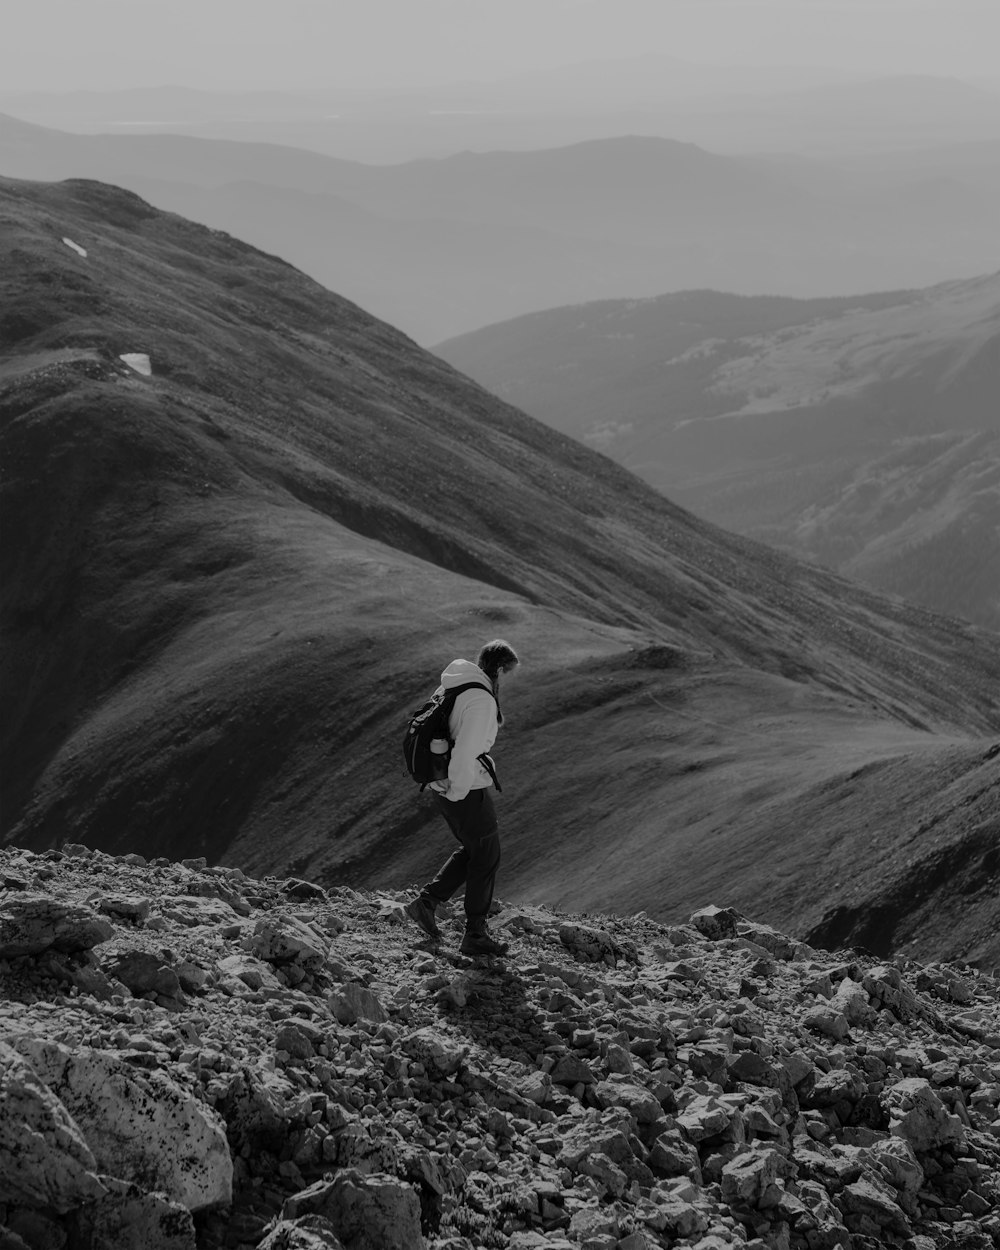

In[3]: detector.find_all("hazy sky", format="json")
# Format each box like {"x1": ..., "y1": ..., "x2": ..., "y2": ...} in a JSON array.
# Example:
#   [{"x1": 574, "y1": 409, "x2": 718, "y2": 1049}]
[{"x1": 3, "y1": 0, "x2": 998, "y2": 92}]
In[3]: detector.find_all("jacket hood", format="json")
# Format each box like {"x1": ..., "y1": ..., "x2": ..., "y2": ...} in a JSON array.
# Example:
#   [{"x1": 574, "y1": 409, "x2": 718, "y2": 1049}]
[{"x1": 440, "y1": 659, "x2": 492, "y2": 690}]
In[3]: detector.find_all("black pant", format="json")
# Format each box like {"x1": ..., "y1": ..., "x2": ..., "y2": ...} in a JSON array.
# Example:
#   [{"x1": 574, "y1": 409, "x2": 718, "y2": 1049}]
[{"x1": 424, "y1": 789, "x2": 500, "y2": 929}]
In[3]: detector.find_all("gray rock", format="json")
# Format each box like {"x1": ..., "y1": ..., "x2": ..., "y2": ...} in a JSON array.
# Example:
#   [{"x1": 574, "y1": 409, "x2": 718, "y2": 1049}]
[
  {"x1": 3, "y1": 1209, "x2": 68, "y2": 1250},
  {"x1": 13, "y1": 1037, "x2": 232, "y2": 1212},
  {"x1": 512, "y1": 1070, "x2": 551, "y2": 1106},
  {"x1": 558, "y1": 922, "x2": 627, "y2": 966},
  {"x1": 214, "y1": 1067, "x2": 290, "y2": 1155},
  {"x1": 567, "y1": 1205, "x2": 619, "y2": 1239},
  {"x1": 89, "y1": 1184, "x2": 198, "y2": 1250},
  {"x1": 726, "y1": 1050, "x2": 776, "y2": 1087},
  {"x1": 400, "y1": 1026, "x2": 465, "y2": 1076},
  {"x1": 0, "y1": 895, "x2": 113, "y2": 957},
  {"x1": 105, "y1": 950, "x2": 182, "y2": 999},
  {"x1": 861, "y1": 1137, "x2": 923, "y2": 1214},
  {"x1": 280, "y1": 878, "x2": 328, "y2": 900},
  {"x1": 690, "y1": 906, "x2": 742, "y2": 941},
  {"x1": 592, "y1": 1079, "x2": 662, "y2": 1123},
  {"x1": 649, "y1": 1130, "x2": 703, "y2": 1181},
  {"x1": 281, "y1": 1169, "x2": 424, "y2": 1250},
  {"x1": 802, "y1": 1004, "x2": 850, "y2": 1041},
  {"x1": 578, "y1": 1151, "x2": 628, "y2": 1197},
  {"x1": 736, "y1": 920, "x2": 805, "y2": 960},
  {"x1": 175, "y1": 959, "x2": 208, "y2": 993},
  {"x1": 837, "y1": 1176, "x2": 911, "y2": 1237},
  {"x1": 217, "y1": 953, "x2": 283, "y2": 991},
  {"x1": 721, "y1": 1147, "x2": 782, "y2": 1206},
  {"x1": 328, "y1": 982, "x2": 387, "y2": 1026},
  {"x1": 258, "y1": 1215, "x2": 346, "y2": 1249},
  {"x1": 884, "y1": 1078, "x2": 965, "y2": 1153},
  {"x1": 325, "y1": 1123, "x2": 399, "y2": 1174},
  {"x1": 830, "y1": 978, "x2": 876, "y2": 1029},
  {"x1": 863, "y1": 966, "x2": 919, "y2": 1021},
  {"x1": 248, "y1": 916, "x2": 329, "y2": 970},
  {"x1": 0, "y1": 1040, "x2": 107, "y2": 1213},
  {"x1": 603, "y1": 1042, "x2": 634, "y2": 1075},
  {"x1": 98, "y1": 895, "x2": 152, "y2": 922},
  {"x1": 677, "y1": 1094, "x2": 743, "y2": 1143},
  {"x1": 276, "y1": 1023, "x2": 316, "y2": 1061},
  {"x1": 550, "y1": 1052, "x2": 596, "y2": 1086}
]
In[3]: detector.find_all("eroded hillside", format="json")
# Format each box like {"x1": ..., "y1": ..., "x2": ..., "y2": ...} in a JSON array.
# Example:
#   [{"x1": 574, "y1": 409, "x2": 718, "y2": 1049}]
[{"x1": 1, "y1": 176, "x2": 999, "y2": 965}]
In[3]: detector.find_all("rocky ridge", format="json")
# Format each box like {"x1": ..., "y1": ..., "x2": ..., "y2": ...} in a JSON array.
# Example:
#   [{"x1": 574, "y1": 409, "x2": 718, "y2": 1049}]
[{"x1": 1, "y1": 846, "x2": 998, "y2": 1250}]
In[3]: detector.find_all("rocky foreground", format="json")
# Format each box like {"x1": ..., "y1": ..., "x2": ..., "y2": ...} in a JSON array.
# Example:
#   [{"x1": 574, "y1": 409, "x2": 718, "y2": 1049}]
[{"x1": 1, "y1": 846, "x2": 998, "y2": 1250}]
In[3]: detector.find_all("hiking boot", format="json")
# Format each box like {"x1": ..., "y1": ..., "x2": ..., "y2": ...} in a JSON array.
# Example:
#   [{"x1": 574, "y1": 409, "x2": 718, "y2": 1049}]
[
  {"x1": 460, "y1": 928, "x2": 509, "y2": 957},
  {"x1": 405, "y1": 895, "x2": 441, "y2": 940}
]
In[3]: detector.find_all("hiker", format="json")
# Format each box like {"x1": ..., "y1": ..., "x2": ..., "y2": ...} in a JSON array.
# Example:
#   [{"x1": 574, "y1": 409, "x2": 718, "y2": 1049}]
[{"x1": 406, "y1": 638, "x2": 519, "y2": 956}]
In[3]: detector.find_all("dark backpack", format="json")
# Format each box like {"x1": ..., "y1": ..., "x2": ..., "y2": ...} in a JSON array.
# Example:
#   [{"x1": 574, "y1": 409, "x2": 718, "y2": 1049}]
[{"x1": 402, "y1": 682, "x2": 501, "y2": 792}]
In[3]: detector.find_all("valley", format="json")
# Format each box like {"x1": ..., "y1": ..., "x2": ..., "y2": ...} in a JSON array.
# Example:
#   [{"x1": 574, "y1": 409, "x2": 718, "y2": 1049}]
[
  {"x1": 2, "y1": 177, "x2": 998, "y2": 969},
  {"x1": 437, "y1": 279, "x2": 1000, "y2": 633}
]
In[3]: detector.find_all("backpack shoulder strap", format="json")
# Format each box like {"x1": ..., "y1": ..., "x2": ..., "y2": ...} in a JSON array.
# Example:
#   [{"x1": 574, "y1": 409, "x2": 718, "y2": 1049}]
[
  {"x1": 441, "y1": 681, "x2": 496, "y2": 708},
  {"x1": 439, "y1": 682, "x2": 503, "y2": 793}
]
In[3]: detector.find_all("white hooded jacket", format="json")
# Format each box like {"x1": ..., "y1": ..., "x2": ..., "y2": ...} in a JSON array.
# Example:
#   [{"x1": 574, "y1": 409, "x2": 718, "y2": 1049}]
[{"x1": 429, "y1": 659, "x2": 498, "y2": 802}]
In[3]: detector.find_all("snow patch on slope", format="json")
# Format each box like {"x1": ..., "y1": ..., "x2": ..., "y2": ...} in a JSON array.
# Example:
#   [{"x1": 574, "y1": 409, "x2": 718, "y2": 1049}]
[{"x1": 119, "y1": 354, "x2": 152, "y2": 376}]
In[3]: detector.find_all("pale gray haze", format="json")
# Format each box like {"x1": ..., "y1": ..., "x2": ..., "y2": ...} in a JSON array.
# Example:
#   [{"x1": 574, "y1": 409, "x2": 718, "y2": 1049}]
[
  {"x1": 3, "y1": 0, "x2": 999, "y2": 89},
  {"x1": 3, "y1": 0, "x2": 999, "y2": 337}
]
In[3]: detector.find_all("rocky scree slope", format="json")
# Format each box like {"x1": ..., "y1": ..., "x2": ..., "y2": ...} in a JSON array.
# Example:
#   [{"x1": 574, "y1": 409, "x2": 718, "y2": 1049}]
[
  {"x1": 3, "y1": 175, "x2": 1000, "y2": 964},
  {"x1": 2, "y1": 845, "x2": 1000, "y2": 1250}
]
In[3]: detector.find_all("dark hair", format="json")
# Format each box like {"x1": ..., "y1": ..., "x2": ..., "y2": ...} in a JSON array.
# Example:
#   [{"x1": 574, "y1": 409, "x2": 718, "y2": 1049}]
[
  {"x1": 477, "y1": 638, "x2": 519, "y2": 680},
  {"x1": 477, "y1": 639, "x2": 519, "y2": 725}
]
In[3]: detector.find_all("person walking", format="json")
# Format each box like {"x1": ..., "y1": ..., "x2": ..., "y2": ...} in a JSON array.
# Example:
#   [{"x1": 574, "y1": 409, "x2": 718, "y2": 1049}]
[{"x1": 405, "y1": 638, "x2": 519, "y2": 956}]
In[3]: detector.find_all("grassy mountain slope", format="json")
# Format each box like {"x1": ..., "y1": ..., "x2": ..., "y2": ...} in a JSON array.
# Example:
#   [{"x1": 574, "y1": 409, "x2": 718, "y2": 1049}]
[
  {"x1": 2, "y1": 177, "x2": 998, "y2": 965},
  {"x1": 3, "y1": 114, "x2": 999, "y2": 342},
  {"x1": 436, "y1": 279, "x2": 1000, "y2": 631}
]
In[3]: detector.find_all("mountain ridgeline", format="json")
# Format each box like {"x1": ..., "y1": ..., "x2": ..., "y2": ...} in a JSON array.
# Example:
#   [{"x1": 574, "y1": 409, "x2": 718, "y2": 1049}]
[
  {"x1": 2, "y1": 113, "x2": 999, "y2": 342},
  {"x1": 2, "y1": 177, "x2": 999, "y2": 967},
  {"x1": 436, "y1": 280, "x2": 1000, "y2": 633}
]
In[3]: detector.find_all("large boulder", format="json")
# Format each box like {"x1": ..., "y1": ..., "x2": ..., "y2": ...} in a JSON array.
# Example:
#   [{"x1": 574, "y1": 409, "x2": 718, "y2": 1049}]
[
  {"x1": 280, "y1": 1170, "x2": 423, "y2": 1250},
  {"x1": 13, "y1": 1037, "x2": 232, "y2": 1211},
  {"x1": 247, "y1": 916, "x2": 328, "y2": 971},
  {"x1": 86, "y1": 1182, "x2": 198, "y2": 1250},
  {"x1": 592, "y1": 1080, "x2": 662, "y2": 1123},
  {"x1": 837, "y1": 1176, "x2": 912, "y2": 1239},
  {"x1": 328, "y1": 982, "x2": 387, "y2": 1026},
  {"x1": 559, "y1": 922, "x2": 632, "y2": 966},
  {"x1": 690, "y1": 906, "x2": 741, "y2": 941},
  {"x1": 105, "y1": 950, "x2": 183, "y2": 999},
  {"x1": 0, "y1": 895, "x2": 113, "y2": 957},
  {"x1": 0, "y1": 1040, "x2": 107, "y2": 1213},
  {"x1": 830, "y1": 978, "x2": 876, "y2": 1029},
  {"x1": 721, "y1": 1147, "x2": 783, "y2": 1207},
  {"x1": 677, "y1": 1095, "x2": 745, "y2": 1145},
  {"x1": 400, "y1": 1027, "x2": 465, "y2": 1076},
  {"x1": 258, "y1": 1214, "x2": 345, "y2": 1249},
  {"x1": 884, "y1": 1078, "x2": 965, "y2": 1153}
]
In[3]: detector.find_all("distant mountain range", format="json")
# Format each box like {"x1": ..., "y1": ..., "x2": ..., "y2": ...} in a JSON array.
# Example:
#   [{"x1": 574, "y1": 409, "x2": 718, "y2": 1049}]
[
  {"x1": 2, "y1": 69, "x2": 998, "y2": 160},
  {"x1": 2, "y1": 177, "x2": 999, "y2": 965},
  {"x1": 436, "y1": 276, "x2": 1000, "y2": 632},
  {"x1": 2, "y1": 113, "x2": 998, "y2": 342}
]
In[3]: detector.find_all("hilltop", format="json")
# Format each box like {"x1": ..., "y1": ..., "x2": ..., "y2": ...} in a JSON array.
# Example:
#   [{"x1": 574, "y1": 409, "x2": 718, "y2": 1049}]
[
  {"x1": 1, "y1": 843, "x2": 999, "y2": 1250},
  {"x1": 1, "y1": 176, "x2": 999, "y2": 968},
  {"x1": 436, "y1": 278, "x2": 1000, "y2": 632},
  {"x1": 3, "y1": 114, "x2": 999, "y2": 342}
]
